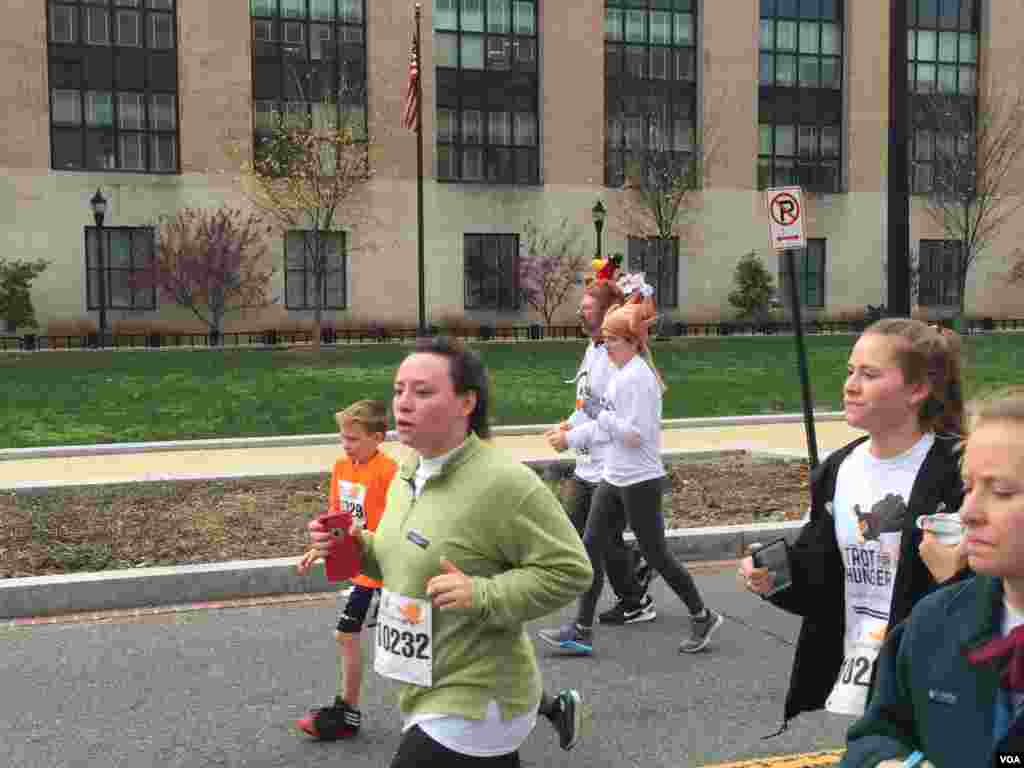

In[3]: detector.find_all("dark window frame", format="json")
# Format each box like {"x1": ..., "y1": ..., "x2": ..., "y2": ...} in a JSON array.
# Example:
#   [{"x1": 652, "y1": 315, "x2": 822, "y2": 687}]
[
  {"x1": 778, "y1": 237, "x2": 826, "y2": 309},
  {"x1": 626, "y1": 235, "x2": 680, "y2": 309},
  {"x1": 435, "y1": 0, "x2": 540, "y2": 185},
  {"x1": 463, "y1": 233, "x2": 521, "y2": 311},
  {"x1": 758, "y1": 0, "x2": 843, "y2": 194},
  {"x1": 250, "y1": 0, "x2": 368, "y2": 161},
  {"x1": 284, "y1": 230, "x2": 348, "y2": 311},
  {"x1": 908, "y1": 0, "x2": 979, "y2": 195},
  {"x1": 917, "y1": 238, "x2": 963, "y2": 307},
  {"x1": 604, "y1": 0, "x2": 698, "y2": 188},
  {"x1": 84, "y1": 225, "x2": 158, "y2": 311},
  {"x1": 46, "y1": 0, "x2": 180, "y2": 174}
]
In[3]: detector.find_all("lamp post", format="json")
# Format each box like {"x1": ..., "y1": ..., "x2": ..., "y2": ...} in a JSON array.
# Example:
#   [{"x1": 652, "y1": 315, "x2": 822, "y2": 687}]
[
  {"x1": 90, "y1": 188, "x2": 108, "y2": 348},
  {"x1": 591, "y1": 199, "x2": 606, "y2": 260}
]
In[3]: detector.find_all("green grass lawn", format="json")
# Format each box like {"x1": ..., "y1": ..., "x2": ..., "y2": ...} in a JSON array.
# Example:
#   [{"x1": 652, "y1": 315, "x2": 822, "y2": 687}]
[{"x1": 2, "y1": 334, "x2": 1023, "y2": 448}]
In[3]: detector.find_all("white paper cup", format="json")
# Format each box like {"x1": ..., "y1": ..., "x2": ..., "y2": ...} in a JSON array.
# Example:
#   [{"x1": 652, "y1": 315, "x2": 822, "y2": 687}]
[{"x1": 916, "y1": 512, "x2": 964, "y2": 546}]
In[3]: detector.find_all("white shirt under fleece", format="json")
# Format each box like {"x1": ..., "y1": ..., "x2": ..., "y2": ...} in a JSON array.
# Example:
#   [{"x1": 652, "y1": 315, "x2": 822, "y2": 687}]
[
  {"x1": 596, "y1": 355, "x2": 665, "y2": 487},
  {"x1": 564, "y1": 341, "x2": 615, "y2": 484}
]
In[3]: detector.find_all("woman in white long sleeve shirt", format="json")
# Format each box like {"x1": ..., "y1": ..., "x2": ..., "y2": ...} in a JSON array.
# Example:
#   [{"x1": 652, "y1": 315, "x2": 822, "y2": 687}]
[{"x1": 539, "y1": 284, "x2": 724, "y2": 656}]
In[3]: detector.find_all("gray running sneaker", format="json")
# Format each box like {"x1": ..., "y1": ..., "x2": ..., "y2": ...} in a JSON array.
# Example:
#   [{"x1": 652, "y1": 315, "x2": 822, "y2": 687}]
[{"x1": 679, "y1": 609, "x2": 724, "y2": 653}]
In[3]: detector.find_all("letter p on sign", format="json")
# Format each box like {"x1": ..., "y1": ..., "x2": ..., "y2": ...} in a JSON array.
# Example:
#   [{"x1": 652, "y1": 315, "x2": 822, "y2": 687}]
[{"x1": 767, "y1": 186, "x2": 806, "y2": 250}]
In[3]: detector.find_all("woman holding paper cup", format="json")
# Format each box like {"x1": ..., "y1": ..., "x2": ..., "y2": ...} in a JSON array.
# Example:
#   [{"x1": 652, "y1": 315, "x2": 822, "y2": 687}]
[
  {"x1": 843, "y1": 390, "x2": 1024, "y2": 766},
  {"x1": 738, "y1": 319, "x2": 972, "y2": 732}
]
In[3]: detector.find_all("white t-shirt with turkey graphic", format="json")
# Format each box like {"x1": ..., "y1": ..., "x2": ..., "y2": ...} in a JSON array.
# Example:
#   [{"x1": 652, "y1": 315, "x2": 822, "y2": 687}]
[{"x1": 826, "y1": 432, "x2": 934, "y2": 717}]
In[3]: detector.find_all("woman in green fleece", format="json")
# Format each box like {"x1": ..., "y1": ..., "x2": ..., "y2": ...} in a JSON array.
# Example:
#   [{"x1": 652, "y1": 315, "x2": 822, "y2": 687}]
[{"x1": 309, "y1": 336, "x2": 593, "y2": 767}]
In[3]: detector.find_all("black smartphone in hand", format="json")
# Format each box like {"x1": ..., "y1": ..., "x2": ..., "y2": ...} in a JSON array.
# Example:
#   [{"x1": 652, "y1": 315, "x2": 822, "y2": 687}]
[{"x1": 751, "y1": 538, "x2": 793, "y2": 597}]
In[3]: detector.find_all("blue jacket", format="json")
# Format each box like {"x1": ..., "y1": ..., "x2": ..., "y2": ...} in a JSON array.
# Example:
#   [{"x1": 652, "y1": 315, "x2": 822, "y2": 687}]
[{"x1": 842, "y1": 575, "x2": 1024, "y2": 768}]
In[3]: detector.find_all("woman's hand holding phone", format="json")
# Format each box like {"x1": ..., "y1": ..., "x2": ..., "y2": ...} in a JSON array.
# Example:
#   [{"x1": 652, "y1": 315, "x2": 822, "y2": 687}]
[{"x1": 738, "y1": 554, "x2": 775, "y2": 595}]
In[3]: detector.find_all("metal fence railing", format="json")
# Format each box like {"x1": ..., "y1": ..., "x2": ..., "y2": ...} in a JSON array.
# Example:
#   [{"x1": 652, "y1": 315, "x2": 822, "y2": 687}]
[{"x1": 2, "y1": 316, "x2": 1020, "y2": 352}]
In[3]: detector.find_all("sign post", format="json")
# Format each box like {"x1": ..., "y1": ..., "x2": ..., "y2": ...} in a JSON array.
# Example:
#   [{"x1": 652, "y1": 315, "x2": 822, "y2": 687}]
[{"x1": 766, "y1": 186, "x2": 820, "y2": 469}]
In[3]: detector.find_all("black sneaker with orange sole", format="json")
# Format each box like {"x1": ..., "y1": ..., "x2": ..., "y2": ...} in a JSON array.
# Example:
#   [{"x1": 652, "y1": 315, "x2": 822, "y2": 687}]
[{"x1": 296, "y1": 696, "x2": 361, "y2": 740}]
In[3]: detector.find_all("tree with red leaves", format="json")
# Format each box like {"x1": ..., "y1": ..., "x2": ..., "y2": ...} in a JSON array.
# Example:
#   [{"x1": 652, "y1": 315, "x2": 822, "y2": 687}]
[
  {"x1": 517, "y1": 218, "x2": 589, "y2": 328},
  {"x1": 136, "y1": 206, "x2": 277, "y2": 344}
]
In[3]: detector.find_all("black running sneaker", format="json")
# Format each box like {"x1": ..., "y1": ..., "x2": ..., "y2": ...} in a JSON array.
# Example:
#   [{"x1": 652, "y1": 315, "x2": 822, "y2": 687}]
[
  {"x1": 598, "y1": 594, "x2": 657, "y2": 625},
  {"x1": 296, "y1": 696, "x2": 362, "y2": 740},
  {"x1": 550, "y1": 689, "x2": 585, "y2": 750}
]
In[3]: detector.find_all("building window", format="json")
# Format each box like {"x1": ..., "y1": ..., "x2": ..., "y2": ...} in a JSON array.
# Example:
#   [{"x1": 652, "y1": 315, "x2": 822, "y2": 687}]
[
  {"x1": 778, "y1": 238, "x2": 826, "y2": 308},
  {"x1": 758, "y1": 0, "x2": 842, "y2": 193},
  {"x1": 435, "y1": 0, "x2": 539, "y2": 184},
  {"x1": 284, "y1": 230, "x2": 347, "y2": 310},
  {"x1": 917, "y1": 239, "x2": 963, "y2": 307},
  {"x1": 47, "y1": 1, "x2": 179, "y2": 173},
  {"x1": 84, "y1": 226, "x2": 158, "y2": 310},
  {"x1": 908, "y1": 0, "x2": 978, "y2": 195},
  {"x1": 605, "y1": 0, "x2": 697, "y2": 187},
  {"x1": 251, "y1": 0, "x2": 367, "y2": 159},
  {"x1": 464, "y1": 234, "x2": 520, "y2": 310},
  {"x1": 627, "y1": 236, "x2": 679, "y2": 308}
]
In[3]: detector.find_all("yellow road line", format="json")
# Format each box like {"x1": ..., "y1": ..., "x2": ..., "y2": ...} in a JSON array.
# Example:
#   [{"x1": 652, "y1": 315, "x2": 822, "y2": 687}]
[{"x1": 698, "y1": 749, "x2": 845, "y2": 768}]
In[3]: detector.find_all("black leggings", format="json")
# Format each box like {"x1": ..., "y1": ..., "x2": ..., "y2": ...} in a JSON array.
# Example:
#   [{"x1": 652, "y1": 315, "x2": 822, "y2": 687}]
[
  {"x1": 389, "y1": 725, "x2": 521, "y2": 767},
  {"x1": 570, "y1": 477, "x2": 642, "y2": 600},
  {"x1": 576, "y1": 478, "x2": 704, "y2": 627}
]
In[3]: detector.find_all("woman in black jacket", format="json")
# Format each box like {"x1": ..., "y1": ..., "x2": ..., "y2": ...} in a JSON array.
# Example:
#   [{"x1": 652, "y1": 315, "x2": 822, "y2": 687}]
[{"x1": 739, "y1": 319, "x2": 971, "y2": 732}]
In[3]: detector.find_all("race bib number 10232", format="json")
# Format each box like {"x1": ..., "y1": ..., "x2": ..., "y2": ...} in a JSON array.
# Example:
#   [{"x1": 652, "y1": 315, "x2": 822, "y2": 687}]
[{"x1": 373, "y1": 591, "x2": 433, "y2": 688}]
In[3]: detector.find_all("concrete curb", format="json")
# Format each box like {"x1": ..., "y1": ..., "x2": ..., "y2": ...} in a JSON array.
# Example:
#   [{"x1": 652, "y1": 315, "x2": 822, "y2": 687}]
[
  {"x1": 0, "y1": 412, "x2": 845, "y2": 461},
  {"x1": 0, "y1": 522, "x2": 804, "y2": 620}
]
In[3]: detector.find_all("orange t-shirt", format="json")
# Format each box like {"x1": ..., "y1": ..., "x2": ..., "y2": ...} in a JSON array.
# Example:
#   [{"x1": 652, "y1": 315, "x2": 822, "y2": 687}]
[{"x1": 327, "y1": 450, "x2": 397, "y2": 589}]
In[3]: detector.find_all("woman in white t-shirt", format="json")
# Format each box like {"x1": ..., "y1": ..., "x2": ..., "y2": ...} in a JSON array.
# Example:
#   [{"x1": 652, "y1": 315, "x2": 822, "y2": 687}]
[
  {"x1": 740, "y1": 319, "x2": 972, "y2": 733},
  {"x1": 539, "y1": 277, "x2": 724, "y2": 657},
  {"x1": 843, "y1": 389, "x2": 1024, "y2": 767}
]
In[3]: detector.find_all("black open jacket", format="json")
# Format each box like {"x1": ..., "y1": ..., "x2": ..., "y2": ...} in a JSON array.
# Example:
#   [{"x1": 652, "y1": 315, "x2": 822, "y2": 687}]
[{"x1": 767, "y1": 433, "x2": 968, "y2": 726}]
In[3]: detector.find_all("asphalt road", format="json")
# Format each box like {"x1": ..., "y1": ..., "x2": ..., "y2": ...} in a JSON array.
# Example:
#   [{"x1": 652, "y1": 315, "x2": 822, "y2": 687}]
[{"x1": 0, "y1": 566, "x2": 852, "y2": 768}]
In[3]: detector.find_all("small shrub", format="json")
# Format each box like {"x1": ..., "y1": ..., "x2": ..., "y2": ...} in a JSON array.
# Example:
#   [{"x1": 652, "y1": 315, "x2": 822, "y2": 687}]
[
  {"x1": 728, "y1": 252, "x2": 775, "y2": 321},
  {"x1": 47, "y1": 542, "x2": 126, "y2": 572}
]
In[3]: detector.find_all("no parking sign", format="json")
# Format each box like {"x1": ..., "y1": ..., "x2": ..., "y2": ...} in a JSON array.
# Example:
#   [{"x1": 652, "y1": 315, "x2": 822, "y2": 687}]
[
  {"x1": 766, "y1": 187, "x2": 806, "y2": 251},
  {"x1": 762, "y1": 185, "x2": 819, "y2": 469}
]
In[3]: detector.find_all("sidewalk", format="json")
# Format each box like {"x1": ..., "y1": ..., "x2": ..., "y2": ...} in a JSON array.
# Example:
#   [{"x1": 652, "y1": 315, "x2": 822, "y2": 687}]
[{"x1": 0, "y1": 416, "x2": 862, "y2": 490}]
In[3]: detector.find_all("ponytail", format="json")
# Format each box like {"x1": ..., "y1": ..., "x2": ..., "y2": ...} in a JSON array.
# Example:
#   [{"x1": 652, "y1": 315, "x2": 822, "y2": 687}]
[{"x1": 863, "y1": 319, "x2": 965, "y2": 436}]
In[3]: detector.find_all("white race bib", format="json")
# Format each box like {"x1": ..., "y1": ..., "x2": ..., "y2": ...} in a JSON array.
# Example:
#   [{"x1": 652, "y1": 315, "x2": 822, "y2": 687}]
[
  {"x1": 339, "y1": 481, "x2": 368, "y2": 527},
  {"x1": 575, "y1": 446, "x2": 592, "y2": 465},
  {"x1": 825, "y1": 628, "x2": 886, "y2": 716},
  {"x1": 374, "y1": 590, "x2": 433, "y2": 688}
]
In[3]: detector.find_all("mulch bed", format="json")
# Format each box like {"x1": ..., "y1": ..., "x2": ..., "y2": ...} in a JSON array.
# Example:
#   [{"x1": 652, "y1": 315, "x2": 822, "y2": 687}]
[{"x1": 0, "y1": 453, "x2": 809, "y2": 578}]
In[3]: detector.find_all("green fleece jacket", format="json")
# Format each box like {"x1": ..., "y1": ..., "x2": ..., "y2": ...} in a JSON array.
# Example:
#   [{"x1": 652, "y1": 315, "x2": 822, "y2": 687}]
[{"x1": 359, "y1": 433, "x2": 593, "y2": 722}]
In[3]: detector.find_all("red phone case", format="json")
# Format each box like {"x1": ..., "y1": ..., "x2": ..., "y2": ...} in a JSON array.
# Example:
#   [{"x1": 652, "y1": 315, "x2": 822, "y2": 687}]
[{"x1": 320, "y1": 511, "x2": 362, "y2": 583}]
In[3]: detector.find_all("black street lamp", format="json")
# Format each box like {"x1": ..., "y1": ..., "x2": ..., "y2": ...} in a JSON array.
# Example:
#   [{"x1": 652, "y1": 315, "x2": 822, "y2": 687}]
[
  {"x1": 90, "y1": 188, "x2": 108, "y2": 348},
  {"x1": 591, "y1": 199, "x2": 606, "y2": 260}
]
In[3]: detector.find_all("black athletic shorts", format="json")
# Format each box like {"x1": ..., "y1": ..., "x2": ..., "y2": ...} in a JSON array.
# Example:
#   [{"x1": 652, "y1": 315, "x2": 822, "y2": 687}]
[{"x1": 336, "y1": 584, "x2": 379, "y2": 634}]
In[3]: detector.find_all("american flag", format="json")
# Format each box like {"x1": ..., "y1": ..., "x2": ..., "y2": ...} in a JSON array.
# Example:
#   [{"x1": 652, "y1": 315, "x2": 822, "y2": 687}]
[{"x1": 401, "y1": 35, "x2": 420, "y2": 132}]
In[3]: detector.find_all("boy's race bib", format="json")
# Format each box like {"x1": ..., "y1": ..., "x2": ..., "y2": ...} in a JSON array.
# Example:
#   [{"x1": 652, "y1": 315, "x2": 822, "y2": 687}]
[
  {"x1": 339, "y1": 481, "x2": 368, "y2": 527},
  {"x1": 374, "y1": 590, "x2": 433, "y2": 688}
]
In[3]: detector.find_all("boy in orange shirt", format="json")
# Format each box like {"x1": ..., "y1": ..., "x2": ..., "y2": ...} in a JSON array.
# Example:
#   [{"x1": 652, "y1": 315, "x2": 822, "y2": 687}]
[{"x1": 296, "y1": 399, "x2": 397, "y2": 741}]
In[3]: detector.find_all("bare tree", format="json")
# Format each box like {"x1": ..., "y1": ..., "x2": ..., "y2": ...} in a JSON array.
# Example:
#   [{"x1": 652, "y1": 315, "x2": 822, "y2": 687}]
[
  {"x1": 914, "y1": 76, "x2": 1024, "y2": 315},
  {"x1": 233, "y1": 86, "x2": 375, "y2": 349},
  {"x1": 610, "y1": 92, "x2": 721, "y2": 244}
]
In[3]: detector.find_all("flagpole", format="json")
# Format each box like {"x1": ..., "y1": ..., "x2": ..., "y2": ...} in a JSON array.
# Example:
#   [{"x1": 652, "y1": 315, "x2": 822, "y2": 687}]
[{"x1": 414, "y1": 3, "x2": 427, "y2": 336}]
